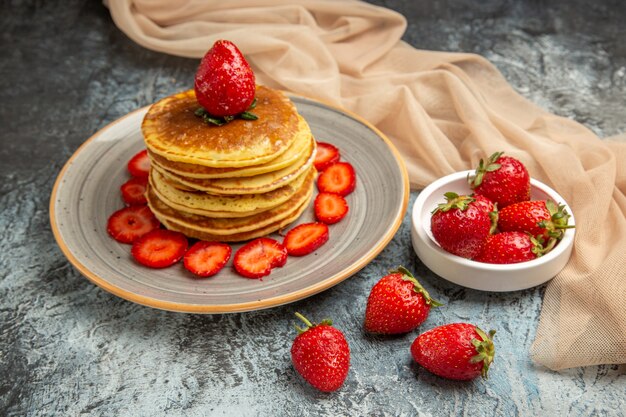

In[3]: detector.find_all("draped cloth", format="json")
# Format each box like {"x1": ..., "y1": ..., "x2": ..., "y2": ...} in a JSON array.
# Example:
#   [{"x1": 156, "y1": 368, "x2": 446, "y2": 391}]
[{"x1": 106, "y1": 0, "x2": 626, "y2": 370}]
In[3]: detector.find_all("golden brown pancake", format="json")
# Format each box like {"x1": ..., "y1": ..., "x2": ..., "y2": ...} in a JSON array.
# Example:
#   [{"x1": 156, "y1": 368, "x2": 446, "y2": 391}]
[
  {"x1": 148, "y1": 166, "x2": 311, "y2": 218},
  {"x1": 142, "y1": 86, "x2": 302, "y2": 168},
  {"x1": 146, "y1": 167, "x2": 315, "y2": 241},
  {"x1": 147, "y1": 129, "x2": 312, "y2": 179},
  {"x1": 151, "y1": 137, "x2": 316, "y2": 195}
]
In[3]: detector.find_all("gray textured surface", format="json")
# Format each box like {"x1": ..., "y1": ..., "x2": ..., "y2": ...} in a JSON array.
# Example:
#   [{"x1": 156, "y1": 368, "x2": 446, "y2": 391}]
[{"x1": 1, "y1": 0, "x2": 625, "y2": 416}]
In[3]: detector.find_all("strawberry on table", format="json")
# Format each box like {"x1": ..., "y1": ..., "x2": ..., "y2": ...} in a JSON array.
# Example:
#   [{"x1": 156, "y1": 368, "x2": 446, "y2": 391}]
[
  {"x1": 131, "y1": 229, "x2": 188, "y2": 268},
  {"x1": 314, "y1": 193, "x2": 349, "y2": 224},
  {"x1": 107, "y1": 205, "x2": 160, "y2": 244},
  {"x1": 233, "y1": 237, "x2": 287, "y2": 279},
  {"x1": 313, "y1": 142, "x2": 340, "y2": 172},
  {"x1": 430, "y1": 192, "x2": 494, "y2": 259},
  {"x1": 184, "y1": 241, "x2": 232, "y2": 278},
  {"x1": 317, "y1": 162, "x2": 356, "y2": 196},
  {"x1": 411, "y1": 323, "x2": 496, "y2": 380},
  {"x1": 475, "y1": 231, "x2": 551, "y2": 264},
  {"x1": 120, "y1": 176, "x2": 148, "y2": 206},
  {"x1": 194, "y1": 40, "x2": 256, "y2": 117},
  {"x1": 468, "y1": 151, "x2": 530, "y2": 208},
  {"x1": 127, "y1": 149, "x2": 150, "y2": 178},
  {"x1": 291, "y1": 312, "x2": 350, "y2": 392},
  {"x1": 283, "y1": 222, "x2": 329, "y2": 256},
  {"x1": 364, "y1": 266, "x2": 442, "y2": 335},
  {"x1": 498, "y1": 200, "x2": 574, "y2": 241}
]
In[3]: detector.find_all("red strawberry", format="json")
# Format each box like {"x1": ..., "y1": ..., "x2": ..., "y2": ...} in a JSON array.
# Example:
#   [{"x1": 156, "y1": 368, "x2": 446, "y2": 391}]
[
  {"x1": 364, "y1": 266, "x2": 442, "y2": 335},
  {"x1": 107, "y1": 205, "x2": 160, "y2": 244},
  {"x1": 283, "y1": 223, "x2": 329, "y2": 256},
  {"x1": 314, "y1": 193, "x2": 349, "y2": 224},
  {"x1": 127, "y1": 149, "x2": 150, "y2": 178},
  {"x1": 313, "y1": 142, "x2": 340, "y2": 172},
  {"x1": 194, "y1": 40, "x2": 256, "y2": 117},
  {"x1": 498, "y1": 200, "x2": 574, "y2": 241},
  {"x1": 291, "y1": 312, "x2": 350, "y2": 392},
  {"x1": 468, "y1": 151, "x2": 530, "y2": 208},
  {"x1": 233, "y1": 237, "x2": 287, "y2": 279},
  {"x1": 475, "y1": 231, "x2": 550, "y2": 264},
  {"x1": 317, "y1": 162, "x2": 356, "y2": 196},
  {"x1": 120, "y1": 176, "x2": 148, "y2": 206},
  {"x1": 411, "y1": 323, "x2": 496, "y2": 380},
  {"x1": 131, "y1": 229, "x2": 188, "y2": 268},
  {"x1": 430, "y1": 192, "x2": 494, "y2": 259},
  {"x1": 184, "y1": 241, "x2": 232, "y2": 278}
]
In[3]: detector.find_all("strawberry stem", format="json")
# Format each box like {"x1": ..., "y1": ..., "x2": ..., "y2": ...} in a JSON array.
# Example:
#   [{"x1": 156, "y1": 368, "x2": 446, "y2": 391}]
[
  {"x1": 391, "y1": 266, "x2": 443, "y2": 307},
  {"x1": 470, "y1": 327, "x2": 496, "y2": 379},
  {"x1": 294, "y1": 312, "x2": 332, "y2": 334},
  {"x1": 431, "y1": 192, "x2": 475, "y2": 214},
  {"x1": 468, "y1": 151, "x2": 503, "y2": 188}
]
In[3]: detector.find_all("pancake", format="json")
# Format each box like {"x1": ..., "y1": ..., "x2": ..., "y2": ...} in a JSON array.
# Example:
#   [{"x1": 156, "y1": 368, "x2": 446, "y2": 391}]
[
  {"x1": 151, "y1": 137, "x2": 316, "y2": 195},
  {"x1": 148, "y1": 165, "x2": 311, "y2": 218},
  {"x1": 148, "y1": 127, "x2": 312, "y2": 179},
  {"x1": 158, "y1": 198, "x2": 310, "y2": 243},
  {"x1": 142, "y1": 85, "x2": 302, "y2": 168},
  {"x1": 146, "y1": 169, "x2": 315, "y2": 241}
]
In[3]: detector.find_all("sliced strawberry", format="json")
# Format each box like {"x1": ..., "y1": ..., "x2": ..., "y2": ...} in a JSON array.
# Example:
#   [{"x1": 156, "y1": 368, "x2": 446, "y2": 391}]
[
  {"x1": 283, "y1": 223, "x2": 329, "y2": 257},
  {"x1": 107, "y1": 205, "x2": 160, "y2": 244},
  {"x1": 131, "y1": 229, "x2": 188, "y2": 268},
  {"x1": 314, "y1": 193, "x2": 349, "y2": 224},
  {"x1": 233, "y1": 237, "x2": 288, "y2": 279},
  {"x1": 120, "y1": 176, "x2": 148, "y2": 206},
  {"x1": 314, "y1": 142, "x2": 340, "y2": 172},
  {"x1": 127, "y1": 149, "x2": 150, "y2": 178},
  {"x1": 317, "y1": 162, "x2": 356, "y2": 196},
  {"x1": 184, "y1": 241, "x2": 232, "y2": 278}
]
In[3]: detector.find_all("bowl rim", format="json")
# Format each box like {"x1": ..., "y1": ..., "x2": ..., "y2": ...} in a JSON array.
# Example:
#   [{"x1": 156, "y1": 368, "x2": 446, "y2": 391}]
[{"x1": 411, "y1": 170, "x2": 576, "y2": 272}]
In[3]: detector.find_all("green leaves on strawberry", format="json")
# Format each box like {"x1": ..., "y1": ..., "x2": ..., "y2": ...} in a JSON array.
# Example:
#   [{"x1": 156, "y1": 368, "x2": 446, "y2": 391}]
[
  {"x1": 411, "y1": 323, "x2": 496, "y2": 380},
  {"x1": 194, "y1": 39, "x2": 257, "y2": 120},
  {"x1": 364, "y1": 266, "x2": 442, "y2": 335},
  {"x1": 498, "y1": 199, "x2": 574, "y2": 241},
  {"x1": 468, "y1": 151, "x2": 530, "y2": 208},
  {"x1": 430, "y1": 192, "x2": 494, "y2": 259},
  {"x1": 290, "y1": 313, "x2": 350, "y2": 392}
]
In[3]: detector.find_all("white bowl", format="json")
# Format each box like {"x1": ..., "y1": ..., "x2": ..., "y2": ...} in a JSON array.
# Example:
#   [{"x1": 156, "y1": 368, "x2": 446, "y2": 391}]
[{"x1": 411, "y1": 170, "x2": 575, "y2": 292}]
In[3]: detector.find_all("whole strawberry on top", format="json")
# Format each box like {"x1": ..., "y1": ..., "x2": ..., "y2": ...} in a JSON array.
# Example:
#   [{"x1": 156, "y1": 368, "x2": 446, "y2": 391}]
[
  {"x1": 430, "y1": 192, "x2": 495, "y2": 259},
  {"x1": 498, "y1": 199, "x2": 574, "y2": 241},
  {"x1": 364, "y1": 266, "x2": 442, "y2": 335},
  {"x1": 194, "y1": 40, "x2": 256, "y2": 117},
  {"x1": 291, "y1": 312, "x2": 350, "y2": 392},
  {"x1": 468, "y1": 151, "x2": 530, "y2": 208},
  {"x1": 411, "y1": 323, "x2": 496, "y2": 380},
  {"x1": 475, "y1": 231, "x2": 551, "y2": 264}
]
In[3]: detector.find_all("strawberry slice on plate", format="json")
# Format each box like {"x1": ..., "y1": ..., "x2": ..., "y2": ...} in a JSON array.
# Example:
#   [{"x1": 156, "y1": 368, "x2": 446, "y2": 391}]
[
  {"x1": 317, "y1": 162, "x2": 356, "y2": 196},
  {"x1": 131, "y1": 229, "x2": 188, "y2": 268},
  {"x1": 283, "y1": 222, "x2": 329, "y2": 256},
  {"x1": 120, "y1": 176, "x2": 148, "y2": 206},
  {"x1": 127, "y1": 149, "x2": 150, "y2": 178},
  {"x1": 313, "y1": 142, "x2": 340, "y2": 172},
  {"x1": 184, "y1": 241, "x2": 232, "y2": 278},
  {"x1": 233, "y1": 237, "x2": 288, "y2": 279},
  {"x1": 107, "y1": 205, "x2": 160, "y2": 244},
  {"x1": 314, "y1": 192, "x2": 349, "y2": 224}
]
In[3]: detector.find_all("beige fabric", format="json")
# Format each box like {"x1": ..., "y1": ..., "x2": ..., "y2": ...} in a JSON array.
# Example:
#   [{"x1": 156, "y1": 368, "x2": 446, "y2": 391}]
[{"x1": 107, "y1": 0, "x2": 626, "y2": 370}]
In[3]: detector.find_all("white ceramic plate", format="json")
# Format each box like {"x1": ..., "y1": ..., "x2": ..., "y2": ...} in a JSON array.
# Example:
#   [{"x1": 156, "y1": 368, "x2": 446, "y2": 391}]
[{"x1": 50, "y1": 93, "x2": 409, "y2": 313}]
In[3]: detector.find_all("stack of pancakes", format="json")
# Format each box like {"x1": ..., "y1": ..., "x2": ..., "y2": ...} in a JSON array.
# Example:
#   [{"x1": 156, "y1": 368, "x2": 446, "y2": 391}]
[{"x1": 142, "y1": 86, "x2": 316, "y2": 242}]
